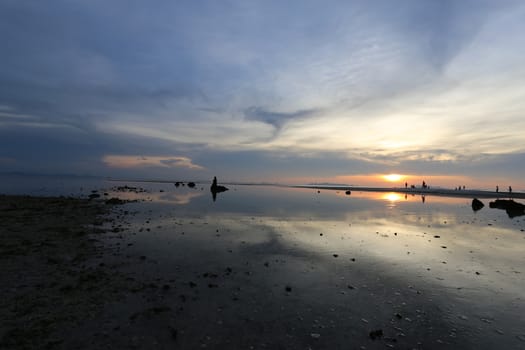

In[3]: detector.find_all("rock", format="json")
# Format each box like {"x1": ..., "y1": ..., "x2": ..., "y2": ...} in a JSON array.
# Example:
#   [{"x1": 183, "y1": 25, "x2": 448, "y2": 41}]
[
  {"x1": 285, "y1": 285, "x2": 292, "y2": 292},
  {"x1": 212, "y1": 185, "x2": 228, "y2": 192},
  {"x1": 174, "y1": 182, "x2": 181, "y2": 187},
  {"x1": 345, "y1": 190, "x2": 351, "y2": 195},
  {"x1": 188, "y1": 182, "x2": 196, "y2": 188},
  {"x1": 169, "y1": 326, "x2": 178, "y2": 340},
  {"x1": 472, "y1": 198, "x2": 484, "y2": 211},
  {"x1": 106, "y1": 198, "x2": 125, "y2": 205},
  {"x1": 88, "y1": 193, "x2": 100, "y2": 200},
  {"x1": 369, "y1": 329, "x2": 383, "y2": 340},
  {"x1": 489, "y1": 199, "x2": 525, "y2": 218}
]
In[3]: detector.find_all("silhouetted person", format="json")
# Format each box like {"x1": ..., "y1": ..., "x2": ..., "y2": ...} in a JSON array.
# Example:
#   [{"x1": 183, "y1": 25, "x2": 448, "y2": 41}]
[
  {"x1": 405, "y1": 182, "x2": 408, "y2": 189},
  {"x1": 463, "y1": 185, "x2": 465, "y2": 190},
  {"x1": 422, "y1": 181, "x2": 426, "y2": 189},
  {"x1": 509, "y1": 186, "x2": 512, "y2": 193},
  {"x1": 496, "y1": 185, "x2": 499, "y2": 193},
  {"x1": 210, "y1": 176, "x2": 228, "y2": 202}
]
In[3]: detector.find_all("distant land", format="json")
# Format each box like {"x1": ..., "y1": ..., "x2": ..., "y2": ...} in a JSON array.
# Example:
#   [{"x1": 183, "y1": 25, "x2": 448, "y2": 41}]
[{"x1": 295, "y1": 185, "x2": 525, "y2": 199}]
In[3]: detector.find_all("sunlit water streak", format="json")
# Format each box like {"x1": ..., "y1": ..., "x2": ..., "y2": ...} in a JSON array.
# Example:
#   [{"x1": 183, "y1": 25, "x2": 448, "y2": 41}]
[
  {"x1": 106, "y1": 183, "x2": 525, "y2": 343},
  {"x1": 2, "y1": 175, "x2": 525, "y2": 347}
]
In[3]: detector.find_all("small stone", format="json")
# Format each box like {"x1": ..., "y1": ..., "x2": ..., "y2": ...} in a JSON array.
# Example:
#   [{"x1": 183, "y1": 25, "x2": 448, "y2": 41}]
[
  {"x1": 169, "y1": 326, "x2": 178, "y2": 339},
  {"x1": 310, "y1": 333, "x2": 321, "y2": 339},
  {"x1": 369, "y1": 329, "x2": 383, "y2": 340}
]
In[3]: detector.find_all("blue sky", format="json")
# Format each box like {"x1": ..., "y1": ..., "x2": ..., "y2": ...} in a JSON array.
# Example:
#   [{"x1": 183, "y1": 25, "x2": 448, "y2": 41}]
[{"x1": 1, "y1": 0, "x2": 524, "y2": 189}]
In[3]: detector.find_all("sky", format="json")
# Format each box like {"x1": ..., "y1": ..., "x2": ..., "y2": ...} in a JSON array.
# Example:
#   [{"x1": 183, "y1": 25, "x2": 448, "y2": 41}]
[{"x1": 1, "y1": 0, "x2": 525, "y2": 189}]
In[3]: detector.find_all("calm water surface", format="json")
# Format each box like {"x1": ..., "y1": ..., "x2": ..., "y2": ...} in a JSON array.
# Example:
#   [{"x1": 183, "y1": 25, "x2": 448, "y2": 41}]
[
  {"x1": 103, "y1": 182, "x2": 525, "y2": 347},
  {"x1": 3, "y1": 175, "x2": 525, "y2": 348}
]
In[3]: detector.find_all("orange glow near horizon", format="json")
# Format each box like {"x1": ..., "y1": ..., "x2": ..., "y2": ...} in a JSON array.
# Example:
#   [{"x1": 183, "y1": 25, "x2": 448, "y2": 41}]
[
  {"x1": 383, "y1": 174, "x2": 403, "y2": 182},
  {"x1": 285, "y1": 173, "x2": 500, "y2": 190}
]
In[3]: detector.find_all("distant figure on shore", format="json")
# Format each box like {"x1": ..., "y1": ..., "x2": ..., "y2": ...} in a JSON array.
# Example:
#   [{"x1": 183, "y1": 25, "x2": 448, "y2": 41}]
[
  {"x1": 210, "y1": 176, "x2": 229, "y2": 202},
  {"x1": 405, "y1": 182, "x2": 408, "y2": 189},
  {"x1": 496, "y1": 185, "x2": 499, "y2": 193},
  {"x1": 463, "y1": 185, "x2": 466, "y2": 190},
  {"x1": 422, "y1": 181, "x2": 427, "y2": 189},
  {"x1": 509, "y1": 186, "x2": 512, "y2": 193}
]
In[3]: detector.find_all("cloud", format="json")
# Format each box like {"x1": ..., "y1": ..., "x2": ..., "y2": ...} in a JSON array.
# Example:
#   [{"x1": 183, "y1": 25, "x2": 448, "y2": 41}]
[
  {"x1": 103, "y1": 155, "x2": 204, "y2": 170},
  {"x1": 1, "y1": 1, "x2": 525, "y2": 187},
  {"x1": 244, "y1": 106, "x2": 317, "y2": 131}
]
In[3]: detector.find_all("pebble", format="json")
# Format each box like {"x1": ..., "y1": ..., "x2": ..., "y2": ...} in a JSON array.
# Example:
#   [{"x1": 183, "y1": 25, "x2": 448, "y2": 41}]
[{"x1": 369, "y1": 329, "x2": 383, "y2": 340}]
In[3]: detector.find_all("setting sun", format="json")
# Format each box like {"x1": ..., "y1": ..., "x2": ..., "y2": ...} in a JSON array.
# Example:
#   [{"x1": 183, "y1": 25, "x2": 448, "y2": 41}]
[{"x1": 383, "y1": 174, "x2": 403, "y2": 182}]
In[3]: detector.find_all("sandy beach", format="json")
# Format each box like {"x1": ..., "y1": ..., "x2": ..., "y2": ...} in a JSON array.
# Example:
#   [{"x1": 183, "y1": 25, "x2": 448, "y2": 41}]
[{"x1": 1, "y1": 188, "x2": 524, "y2": 349}]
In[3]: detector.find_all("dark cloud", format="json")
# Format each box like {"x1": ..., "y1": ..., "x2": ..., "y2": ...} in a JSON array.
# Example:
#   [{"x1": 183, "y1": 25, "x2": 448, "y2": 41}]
[{"x1": 244, "y1": 107, "x2": 317, "y2": 130}]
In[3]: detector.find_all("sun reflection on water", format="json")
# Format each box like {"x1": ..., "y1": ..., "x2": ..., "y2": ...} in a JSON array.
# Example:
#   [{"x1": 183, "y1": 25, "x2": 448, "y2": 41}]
[{"x1": 382, "y1": 192, "x2": 402, "y2": 208}]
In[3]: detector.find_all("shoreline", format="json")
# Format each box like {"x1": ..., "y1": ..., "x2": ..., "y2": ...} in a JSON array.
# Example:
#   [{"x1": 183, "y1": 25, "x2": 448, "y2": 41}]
[
  {"x1": 107, "y1": 178, "x2": 525, "y2": 200},
  {"x1": 293, "y1": 185, "x2": 525, "y2": 199},
  {"x1": 2, "y1": 192, "x2": 524, "y2": 349},
  {"x1": 0, "y1": 195, "x2": 134, "y2": 349}
]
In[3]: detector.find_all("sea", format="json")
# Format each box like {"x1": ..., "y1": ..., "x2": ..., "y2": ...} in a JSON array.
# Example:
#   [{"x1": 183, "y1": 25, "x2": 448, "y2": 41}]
[{"x1": 2, "y1": 173, "x2": 524, "y2": 348}]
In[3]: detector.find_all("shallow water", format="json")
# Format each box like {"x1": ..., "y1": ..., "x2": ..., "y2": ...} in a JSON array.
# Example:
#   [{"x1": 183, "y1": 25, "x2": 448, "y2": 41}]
[
  {"x1": 99, "y1": 182, "x2": 525, "y2": 348},
  {"x1": 3, "y1": 176, "x2": 525, "y2": 348}
]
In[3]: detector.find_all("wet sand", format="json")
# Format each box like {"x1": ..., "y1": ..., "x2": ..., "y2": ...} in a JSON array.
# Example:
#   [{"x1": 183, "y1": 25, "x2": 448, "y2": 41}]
[{"x1": 1, "y1": 192, "x2": 524, "y2": 349}]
